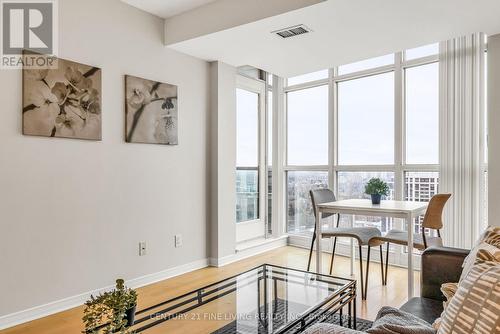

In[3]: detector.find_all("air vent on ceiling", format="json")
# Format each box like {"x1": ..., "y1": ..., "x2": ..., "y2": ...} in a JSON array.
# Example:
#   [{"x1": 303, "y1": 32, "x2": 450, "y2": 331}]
[{"x1": 272, "y1": 25, "x2": 311, "y2": 39}]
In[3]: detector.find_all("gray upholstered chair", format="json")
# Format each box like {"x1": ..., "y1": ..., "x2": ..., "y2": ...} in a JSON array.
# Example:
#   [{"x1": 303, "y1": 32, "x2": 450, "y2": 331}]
[
  {"x1": 307, "y1": 189, "x2": 386, "y2": 300},
  {"x1": 370, "y1": 193, "x2": 451, "y2": 285}
]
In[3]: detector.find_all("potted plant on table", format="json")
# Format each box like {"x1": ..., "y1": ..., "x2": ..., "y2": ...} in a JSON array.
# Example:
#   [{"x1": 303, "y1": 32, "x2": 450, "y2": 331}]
[
  {"x1": 82, "y1": 279, "x2": 137, "y2": 334},
  {"x1": 364, "y1": 178, "x2": 389, "y2": 204}
]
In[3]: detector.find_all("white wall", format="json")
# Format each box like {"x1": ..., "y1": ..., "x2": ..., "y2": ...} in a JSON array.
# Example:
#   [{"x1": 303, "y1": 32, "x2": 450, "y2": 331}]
[
  {"x1": 209, "y1": 62, "x2": 237, "y2": 263},
  {"x1": 0, "y1": 0, "x2": 210, "y2": 317},
  {"x1": 488, "y1": 34, "x2": 500, "y2": 227}
]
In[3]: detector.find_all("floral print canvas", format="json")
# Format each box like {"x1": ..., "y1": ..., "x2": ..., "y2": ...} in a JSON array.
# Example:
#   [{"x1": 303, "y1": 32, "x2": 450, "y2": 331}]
[
  {"x1": 22, "y1": 57, "x2": 102, "y2": 140},
  {"x1": 125, "y1": 75, "x2": 178, "y2": 145}
]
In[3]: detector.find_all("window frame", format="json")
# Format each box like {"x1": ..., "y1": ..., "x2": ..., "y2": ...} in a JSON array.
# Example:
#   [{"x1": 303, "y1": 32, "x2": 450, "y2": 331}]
[
  {"x1": 283, "y1": 50, "x2": 440, "y2": 236},
  {"x1": 266, "y1": 78, "x2": 273, "y2": 237}
]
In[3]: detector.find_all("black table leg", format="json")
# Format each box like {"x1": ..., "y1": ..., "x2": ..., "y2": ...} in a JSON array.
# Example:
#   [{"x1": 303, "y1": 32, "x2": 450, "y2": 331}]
[
  {"x1": 353, "y1": 295, "x2": 357, "y2": 329},
  {"x1": 348, "y1": 299, "x2": 352, "y2": 328}
]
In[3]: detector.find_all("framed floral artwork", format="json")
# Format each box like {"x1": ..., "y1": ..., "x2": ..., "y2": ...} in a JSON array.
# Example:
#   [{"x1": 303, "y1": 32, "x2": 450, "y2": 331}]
[
  {"x1": 125, "y1": 75, "x2": 178, "y2": 145},
  {"x1": 22, "y1": 57, "x2": 102, "y2": 140}
]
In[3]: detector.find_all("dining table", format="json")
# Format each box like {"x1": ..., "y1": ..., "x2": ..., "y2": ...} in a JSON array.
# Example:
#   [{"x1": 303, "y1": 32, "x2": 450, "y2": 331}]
[{"x1": 314, "y1": 199, "x2": 428, "y2": 298}]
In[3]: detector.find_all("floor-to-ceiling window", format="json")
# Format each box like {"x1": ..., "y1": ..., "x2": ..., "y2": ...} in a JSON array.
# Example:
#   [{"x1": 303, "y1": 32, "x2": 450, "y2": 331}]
[
  {"x1": 284, "y1": 44, "x2": 440, "y2": 264},
  {"x1": 336, "y1": 70, "x2": 396, "y2": 231},
  {"x1": 403, "y1": 57, "x2": 440, "y2": 234},
  {"x1": 238, "y1": 40, "x2": 487, "y2": 248}
]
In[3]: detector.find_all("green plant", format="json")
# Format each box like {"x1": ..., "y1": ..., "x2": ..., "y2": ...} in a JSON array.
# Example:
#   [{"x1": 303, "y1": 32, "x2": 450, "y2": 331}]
[
  {"x1": 364, "y1": 178, "x2": 389, "y2": 196},
  {"x1": 82, "y1": 279, "x2": 137, "y2": 334}
]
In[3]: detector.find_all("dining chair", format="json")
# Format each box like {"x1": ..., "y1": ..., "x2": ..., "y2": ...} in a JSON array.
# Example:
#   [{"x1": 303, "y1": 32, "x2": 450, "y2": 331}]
[
  {"x1": 307, "y1": 188, "x2": 386, "y2": 300},
  {"x1": 371, "y1": 193, "x2": 452, "y2": 285}
]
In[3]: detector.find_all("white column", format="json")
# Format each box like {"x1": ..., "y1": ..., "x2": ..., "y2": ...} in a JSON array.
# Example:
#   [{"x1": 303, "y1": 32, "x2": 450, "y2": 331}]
[
  {"x1": 209, "y1": 61, "x2": 237, "y2": 265},
  {"x1": 272, "y1": 76, "x2": 286, "y2": 236}
]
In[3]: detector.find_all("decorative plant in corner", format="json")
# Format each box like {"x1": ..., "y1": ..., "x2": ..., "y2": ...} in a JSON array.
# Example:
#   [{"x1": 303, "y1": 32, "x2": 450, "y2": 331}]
[
  {"x1": 364, "y1": 178, "x2": 390, "y2": 204},
  {"x1": 82, "y1": 279, "x2": 137, "y2": 334}
]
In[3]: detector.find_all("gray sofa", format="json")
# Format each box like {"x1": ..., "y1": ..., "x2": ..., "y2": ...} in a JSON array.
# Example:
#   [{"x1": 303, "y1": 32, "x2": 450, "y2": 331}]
[
  {"x1": 398, "y1": 246, "x2": 469, "y2": 323},
  {"x1": 306, "y1": 246, "x2": 469, "y2": 333}
]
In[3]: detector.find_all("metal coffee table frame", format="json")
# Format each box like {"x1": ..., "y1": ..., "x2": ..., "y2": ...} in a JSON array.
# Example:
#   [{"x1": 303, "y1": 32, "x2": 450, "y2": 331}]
[{"x1": 89, "y1": 264, "x2": 357, "y2": 333}]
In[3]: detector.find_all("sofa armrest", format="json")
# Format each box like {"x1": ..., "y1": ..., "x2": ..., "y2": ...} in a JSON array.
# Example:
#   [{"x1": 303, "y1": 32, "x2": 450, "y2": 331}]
[{"x1": 421, "y1": 246, "x2": 469, "y2": 300}]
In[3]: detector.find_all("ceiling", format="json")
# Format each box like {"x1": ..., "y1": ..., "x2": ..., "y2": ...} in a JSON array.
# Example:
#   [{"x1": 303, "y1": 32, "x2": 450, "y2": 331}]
[
  {"x1": 124, "y1": 0, "x2": 500, "y2": 77},
  {"x1": 121, "y1": 0, "x2": 217, "y2": 18}
]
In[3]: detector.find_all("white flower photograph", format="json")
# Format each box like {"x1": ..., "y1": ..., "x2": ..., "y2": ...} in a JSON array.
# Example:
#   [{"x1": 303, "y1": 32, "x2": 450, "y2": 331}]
[
  {"x1": 22, "y1": 57, "x2": 102, "y2": 140},
  {"x1": 125, "y1": 75, "x2": 178, "y2": 145}
]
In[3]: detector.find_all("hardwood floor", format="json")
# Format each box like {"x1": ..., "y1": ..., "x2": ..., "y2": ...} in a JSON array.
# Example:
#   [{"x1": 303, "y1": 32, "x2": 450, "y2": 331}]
[{"x1": 0, "y1": 246, "x2": 419, "y2": 334}]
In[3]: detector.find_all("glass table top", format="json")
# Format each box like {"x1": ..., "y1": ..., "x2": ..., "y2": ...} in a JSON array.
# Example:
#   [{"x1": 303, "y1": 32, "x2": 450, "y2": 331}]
[{"x1": 124, "y1": 264, "x2": 356, "y2": 334}]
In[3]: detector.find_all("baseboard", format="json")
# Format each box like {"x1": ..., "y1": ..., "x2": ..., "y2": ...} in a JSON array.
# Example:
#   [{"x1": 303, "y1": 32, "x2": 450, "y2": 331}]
[
  {"x1": 126, "y1": 258, "x2": 209, "y2": 290},
  {"x1": 209, "y1": 236, "x2": 288, "y2": 267},
  {"x1": 0, "y1": 258, "x2": 209, "y2": 331}
]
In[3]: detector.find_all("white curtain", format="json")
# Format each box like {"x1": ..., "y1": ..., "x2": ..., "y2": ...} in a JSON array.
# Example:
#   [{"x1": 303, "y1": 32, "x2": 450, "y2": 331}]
[{"x1": 439, "y1": 33, "x2": 488, "y2": 249}]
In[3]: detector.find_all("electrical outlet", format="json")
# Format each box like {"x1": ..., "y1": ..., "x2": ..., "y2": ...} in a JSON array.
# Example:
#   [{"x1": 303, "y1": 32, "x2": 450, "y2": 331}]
[
  {"x1": 139, "y1": 241, "x2": 147, "y2": 256},
  {"x1": 174, "y1": 234, "x2": 182, "y2": 248}
]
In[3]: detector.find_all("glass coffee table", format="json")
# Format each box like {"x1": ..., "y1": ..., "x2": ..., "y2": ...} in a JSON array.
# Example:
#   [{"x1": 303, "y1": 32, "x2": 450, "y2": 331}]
[{"x1": 101, "y1": 264, "x2": 356, "y2": 333}]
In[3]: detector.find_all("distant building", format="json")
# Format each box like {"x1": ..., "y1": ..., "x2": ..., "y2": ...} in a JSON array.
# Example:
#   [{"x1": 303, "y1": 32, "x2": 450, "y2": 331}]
[
  {"x1": 236, "y1": 169, "x2": 259, "y2": 223},
  {"x1": 405, "y1": 172, "x2": 440, "y2": 232}
]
